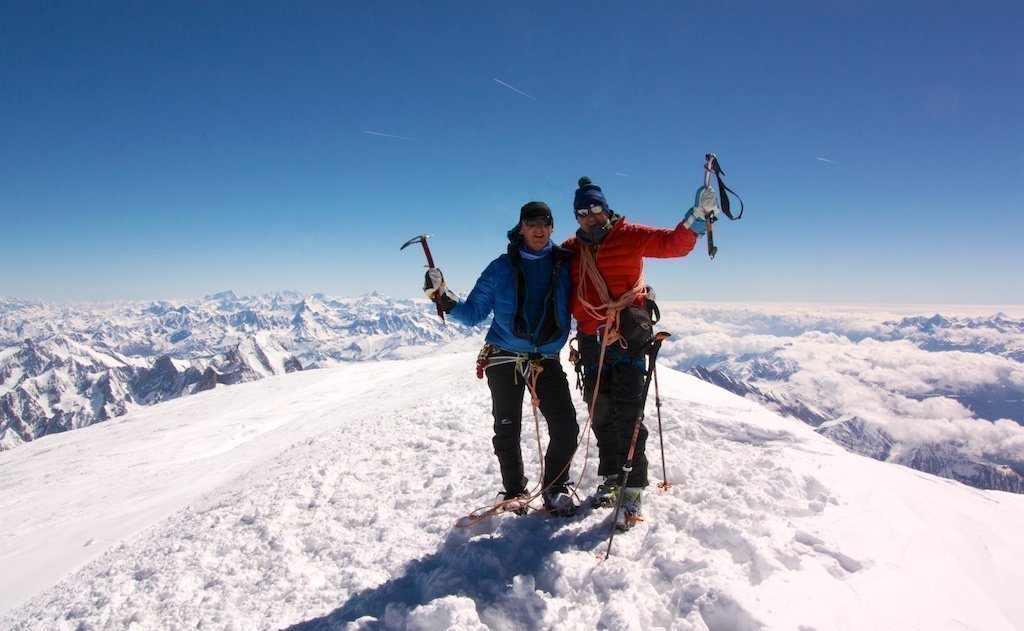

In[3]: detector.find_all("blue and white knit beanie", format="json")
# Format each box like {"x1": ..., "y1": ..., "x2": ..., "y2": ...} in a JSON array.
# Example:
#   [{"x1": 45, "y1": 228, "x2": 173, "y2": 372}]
[{"x1": 573, "y1": 176, "x2": 610, "y2": 212}]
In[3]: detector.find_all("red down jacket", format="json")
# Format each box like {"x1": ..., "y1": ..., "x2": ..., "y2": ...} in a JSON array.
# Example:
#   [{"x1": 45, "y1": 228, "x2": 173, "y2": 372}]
[{"x1": 561, "y1": 216, "x2": 697, "y2": 336}]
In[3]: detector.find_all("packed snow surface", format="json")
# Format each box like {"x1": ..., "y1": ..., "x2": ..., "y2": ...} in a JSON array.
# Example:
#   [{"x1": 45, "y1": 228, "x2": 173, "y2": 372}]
[{"x1": 2, "y1": 347, "x2": 1023, "y2": 630}]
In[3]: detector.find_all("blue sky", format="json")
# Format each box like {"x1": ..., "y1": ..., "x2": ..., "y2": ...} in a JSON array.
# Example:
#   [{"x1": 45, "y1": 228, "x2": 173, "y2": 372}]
[{"x1": 2, "y1": 1, "x2": 1022, "y2": 305}]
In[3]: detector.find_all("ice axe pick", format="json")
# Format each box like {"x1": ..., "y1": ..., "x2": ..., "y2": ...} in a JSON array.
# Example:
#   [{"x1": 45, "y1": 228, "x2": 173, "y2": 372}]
[{"x1": 400, "y1": 234, "x2": 445, "y2": 323}]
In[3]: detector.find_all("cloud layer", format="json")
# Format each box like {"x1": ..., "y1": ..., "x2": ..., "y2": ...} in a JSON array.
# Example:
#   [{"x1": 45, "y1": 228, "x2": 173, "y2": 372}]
[{"x1": 656, "y1": 303, "x2": 1024, "y2": 463}]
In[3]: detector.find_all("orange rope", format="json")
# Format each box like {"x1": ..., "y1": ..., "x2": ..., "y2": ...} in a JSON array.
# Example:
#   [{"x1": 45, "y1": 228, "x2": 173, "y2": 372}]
[
  {"x1": 572, "y1": 242, "x2": 649, "y2": 487},
  {"x1": 575, "y1": 243, "x2": 648, "y2": 350},
  {"x1": 526, "y1": 361, "x2": 545, "y2": 493}
]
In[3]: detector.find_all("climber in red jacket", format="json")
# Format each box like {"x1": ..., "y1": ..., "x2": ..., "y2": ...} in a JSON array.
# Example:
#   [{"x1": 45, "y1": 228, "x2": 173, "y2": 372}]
[{"x1": 561, "y1": 176, "x2": 716, "y2": 530}]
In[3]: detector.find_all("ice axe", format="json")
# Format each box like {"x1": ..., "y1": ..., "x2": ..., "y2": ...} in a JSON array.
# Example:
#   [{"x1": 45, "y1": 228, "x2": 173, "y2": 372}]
[
  {"x1": 400, "y1": 234, "x2": 445, "y2": 323},
  {"x1": 702, "y1": 153, "x2": 745, "y2": 260},
  {"x1": 703, "y1": 154, "x2": 719, "y2": 260}
]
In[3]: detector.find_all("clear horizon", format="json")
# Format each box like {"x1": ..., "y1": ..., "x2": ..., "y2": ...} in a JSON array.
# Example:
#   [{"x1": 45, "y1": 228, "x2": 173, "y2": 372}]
[
  {"x1": 2, "y1": 2, "x2": 1022, "y2": 305},
  {"x1": 5, "y1": 291, "x2": 1024, "y2": 318}
]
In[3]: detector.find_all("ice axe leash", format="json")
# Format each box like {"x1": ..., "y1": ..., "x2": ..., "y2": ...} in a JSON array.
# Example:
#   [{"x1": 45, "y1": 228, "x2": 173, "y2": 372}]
[
  {"x1": 601, "y1": 330, "x2": 672, "y2": 560},
  {"x1": 400, "y1": 234, "x2": 446, "y2": 323},
  {"x1": 703, "y1": 153, "x2": 745, "y2": 260}
]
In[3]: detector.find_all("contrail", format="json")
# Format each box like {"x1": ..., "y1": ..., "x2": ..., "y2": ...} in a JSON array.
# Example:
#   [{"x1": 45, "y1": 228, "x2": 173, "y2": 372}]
[
  {"x1": 493, "y1": 78, "x2": 537, "y2": 100},
  {"x1": 614, "y1": 172, "x2": 630, "y2": 177},
  {"x1": 364, "y1": 130, "x2": 416, "y2": 141},
  {"x1": 816, "y1": 157, "x2": 835, "y2": 163}
]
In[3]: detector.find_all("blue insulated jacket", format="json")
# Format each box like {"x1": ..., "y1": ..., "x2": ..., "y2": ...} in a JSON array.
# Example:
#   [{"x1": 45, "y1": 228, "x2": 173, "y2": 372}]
[{"x1": 450, "y1": 242, "x2": 573, "y2": 355}]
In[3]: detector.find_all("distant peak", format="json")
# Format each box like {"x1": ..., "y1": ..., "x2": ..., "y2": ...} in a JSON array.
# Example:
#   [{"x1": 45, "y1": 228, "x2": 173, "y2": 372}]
[{"x1": 206, "y1": 290, "x2": 239, "y2": 301}]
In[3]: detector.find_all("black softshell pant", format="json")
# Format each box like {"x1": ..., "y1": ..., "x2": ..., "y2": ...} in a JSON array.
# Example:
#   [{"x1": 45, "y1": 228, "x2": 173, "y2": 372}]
[
  {"x1": 578, "y1": 334, "x2": 650, "y2": 488},
  {"x1": 486, "y1": 355, "x2": 579, "y2": 495}
]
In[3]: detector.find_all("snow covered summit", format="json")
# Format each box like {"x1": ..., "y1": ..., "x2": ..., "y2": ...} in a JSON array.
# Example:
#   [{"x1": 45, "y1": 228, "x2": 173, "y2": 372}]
[{"x1": 2, "y1": 348, "x2": 1022, "y2": 630}]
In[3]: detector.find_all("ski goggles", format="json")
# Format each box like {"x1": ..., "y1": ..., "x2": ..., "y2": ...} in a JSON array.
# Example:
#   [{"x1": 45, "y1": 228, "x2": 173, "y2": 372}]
[
  {"x1": 522, "y1": 216, "x2": 552, "y2": 227},
  {"x1": 575, "y1": 204, "x2": 606, "y2": 218}
]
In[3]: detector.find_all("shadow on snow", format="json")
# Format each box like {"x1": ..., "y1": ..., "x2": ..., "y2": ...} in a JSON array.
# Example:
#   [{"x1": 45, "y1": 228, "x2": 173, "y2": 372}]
[{"x1": 285, "y1": 512, "x2": 611, "y2": 629}]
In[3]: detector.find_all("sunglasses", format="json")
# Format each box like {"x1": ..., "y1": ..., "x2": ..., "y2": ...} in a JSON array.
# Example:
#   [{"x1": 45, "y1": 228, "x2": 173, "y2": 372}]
[
  {"x1": 522, "y1": 217, "x2": 552, "y2": 227},
  {"x1": 575, "y1": 204, "x2": 606, "y2": 218}
]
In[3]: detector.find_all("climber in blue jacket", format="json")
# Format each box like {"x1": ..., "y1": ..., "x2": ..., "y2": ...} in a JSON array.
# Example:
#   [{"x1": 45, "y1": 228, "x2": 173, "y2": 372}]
[{"x1": 423, "y1": 201, "x2": 579, "y2": 516}]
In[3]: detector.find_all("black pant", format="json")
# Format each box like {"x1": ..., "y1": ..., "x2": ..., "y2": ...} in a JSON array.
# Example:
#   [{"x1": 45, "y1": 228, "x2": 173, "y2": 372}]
[
  {"x1": 578, "y1": 334, "x2": 649, "y2": 487},
  {"x1": 486, "y1": 355, "x2": 579, "y2": 494}
]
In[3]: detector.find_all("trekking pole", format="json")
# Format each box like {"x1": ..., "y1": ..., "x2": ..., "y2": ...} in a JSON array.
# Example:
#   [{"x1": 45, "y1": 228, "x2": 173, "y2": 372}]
[
  {"x1": 400, "y1": 234, "x2": 446, "y2": 323},
  {"x1": 602, "y1": 331, "x2": 671, "y2": 560},
  {"x1": 654, "y1": 364, "x2": 671, "y2": 491}
]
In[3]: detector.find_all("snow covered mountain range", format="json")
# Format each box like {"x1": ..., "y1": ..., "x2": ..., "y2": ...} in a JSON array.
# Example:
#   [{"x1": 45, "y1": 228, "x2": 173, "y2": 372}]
[
  {"x1": 0, "y1": 292, "x2": 481, "y2": 450},
  {"x1": 2, "y1": 293, "x2": 1023, "y2": 495},
  {"x1": 2, "y1": 348, "x2": 1023, "y2": 629}
]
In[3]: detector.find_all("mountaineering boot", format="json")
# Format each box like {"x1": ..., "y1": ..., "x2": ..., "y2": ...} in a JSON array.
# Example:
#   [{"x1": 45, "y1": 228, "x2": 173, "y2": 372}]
[
  {"x1": 542, "y1": 486, "x2": 578, "y2": 517},
  {"x1": 614, "y1": 487, "x2": 644, "y2": 531},
  {"x1": 591, "y1": 476, "x2": 619, "y2": 508},
  {"x1": 500, "y1": 490, "x2": 529, "y2": 516}
]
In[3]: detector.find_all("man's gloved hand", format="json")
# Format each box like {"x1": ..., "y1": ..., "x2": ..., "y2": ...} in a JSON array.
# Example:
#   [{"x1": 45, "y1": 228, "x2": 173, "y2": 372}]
[
  {"x1": 423, "y1": 268, "x2": 444, "y2": 297},
  {"x1": 683, "y1": 186, "x2": 720, "y2": 235},
  {"x1": 423, "y1": 268, "x2": 458, "y2": 313}
]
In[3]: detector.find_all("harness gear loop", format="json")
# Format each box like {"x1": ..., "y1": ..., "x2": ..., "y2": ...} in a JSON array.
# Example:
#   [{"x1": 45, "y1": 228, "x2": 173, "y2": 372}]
[
  {"x1": 476, "y1": 343, "x2": 499, "y2": 379},
  {"x1": 567, "y1": 335, "x2": 584, "y2": 392}
]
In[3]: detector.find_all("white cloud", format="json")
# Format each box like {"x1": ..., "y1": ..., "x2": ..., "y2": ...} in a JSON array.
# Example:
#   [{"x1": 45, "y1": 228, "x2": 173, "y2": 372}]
[{"x1": 655, "y1": 302, "x2": 1024, "y2": 462}]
